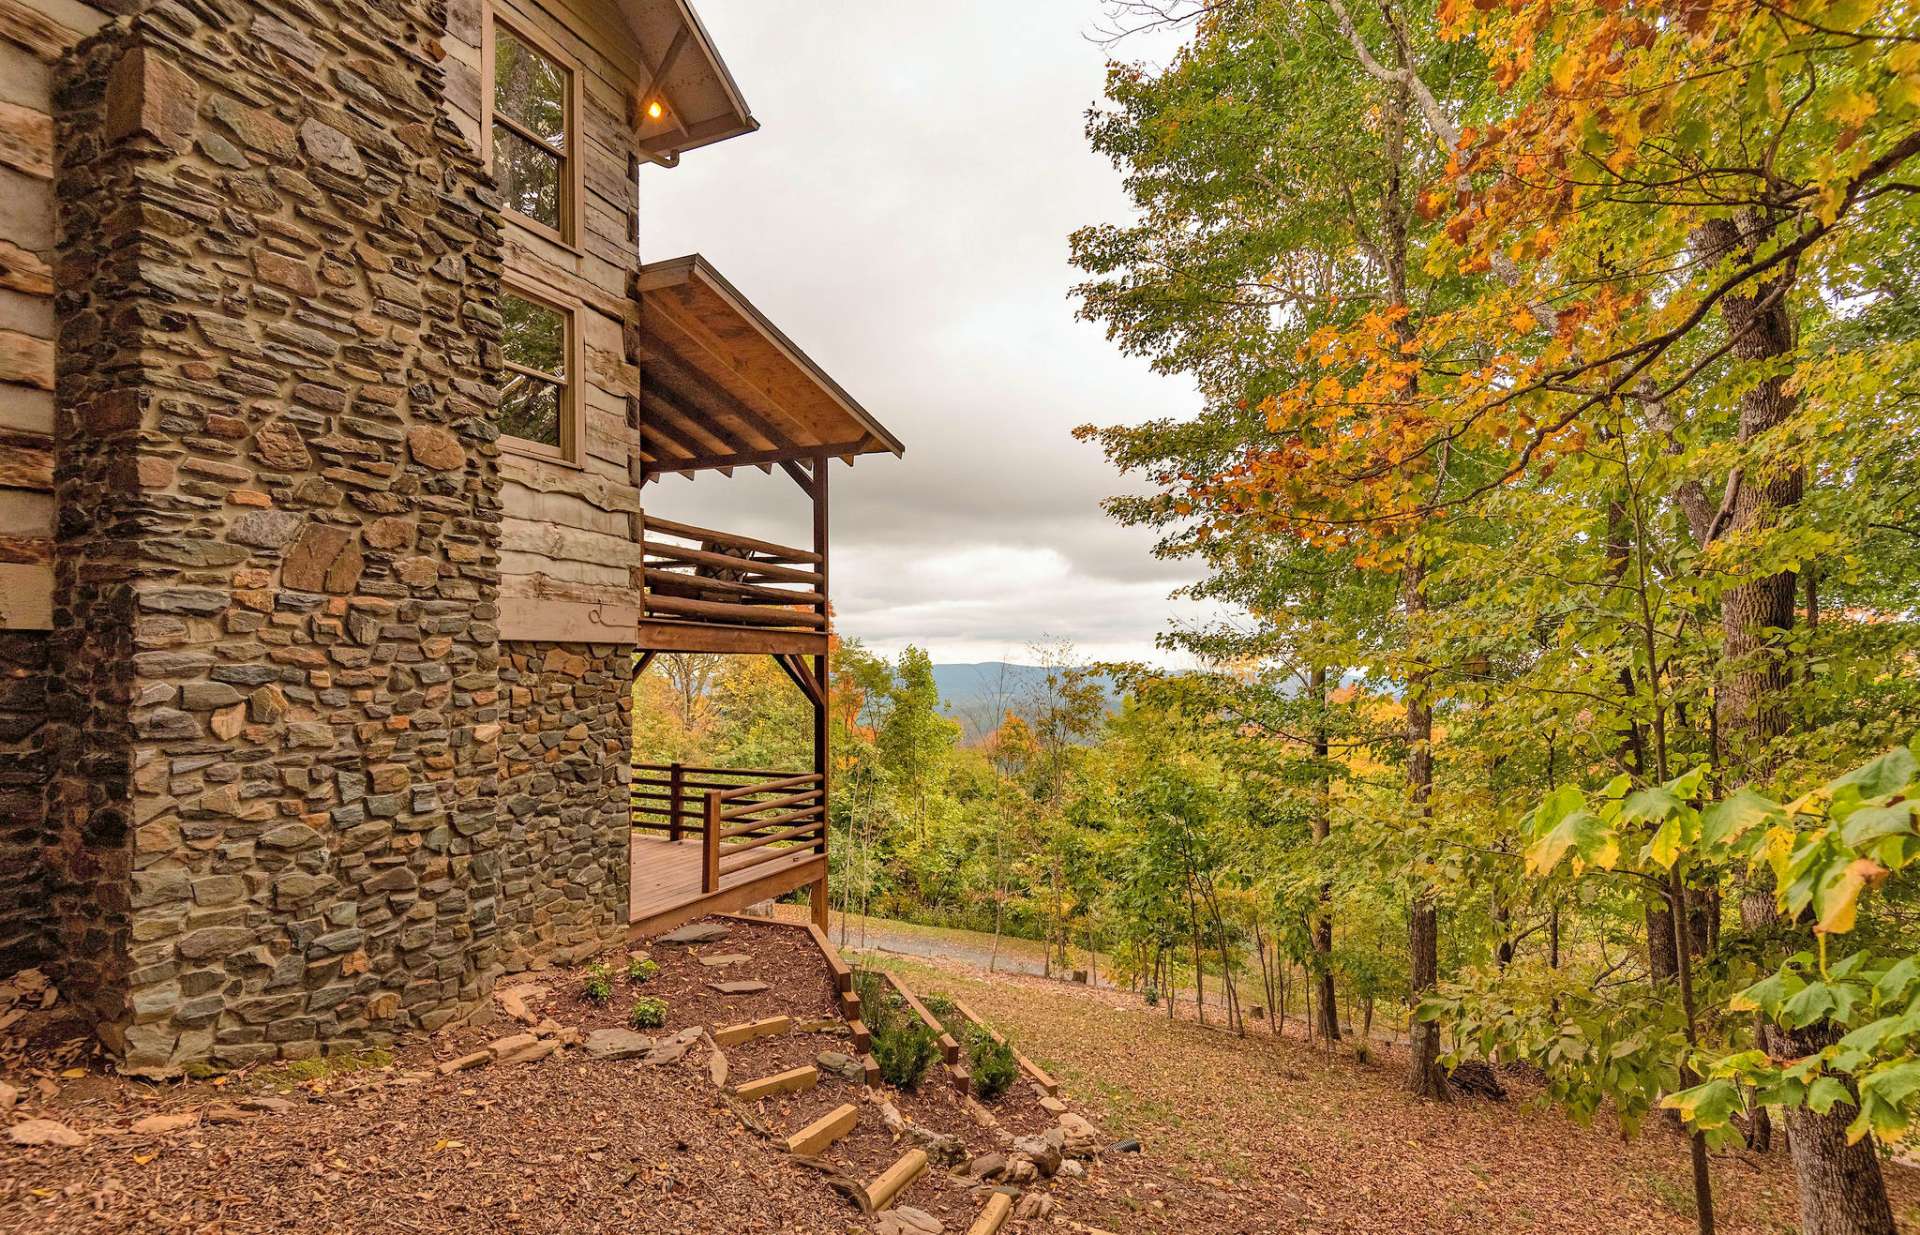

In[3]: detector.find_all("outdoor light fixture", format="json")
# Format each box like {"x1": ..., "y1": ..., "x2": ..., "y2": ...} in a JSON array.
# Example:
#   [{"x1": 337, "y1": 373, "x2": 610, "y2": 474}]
[{"x1": 646, "y1": 99, "x2": 664, "y2": 120}]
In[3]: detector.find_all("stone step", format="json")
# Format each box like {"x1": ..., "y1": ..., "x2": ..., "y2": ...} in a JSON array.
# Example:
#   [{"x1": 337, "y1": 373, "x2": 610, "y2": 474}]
[
  {"x1": 861, "y1": 1147, "x2": 927, "y2": 1212},
  {"x1": 966, "y1": 1192, "x2": 1013, "y2": 1235},
  {"x1": 734, "y1": 1064, "x2": 818, "y2": 1102},
  {"x1": 713, "y1": 1014, "x2": 791, "y2": 1048},
  {"x1": 782, "y1": 1102, "x2": 858, "y2": 1156}
]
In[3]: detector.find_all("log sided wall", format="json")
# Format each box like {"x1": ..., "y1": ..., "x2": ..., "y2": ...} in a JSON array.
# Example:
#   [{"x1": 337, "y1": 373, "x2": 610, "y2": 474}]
[
  {"x1": 0, "y1": 0, "x2": 111, "y2": 978},
  {"x1": 441, "y1": 0, "x2": 649, "y2": 629}
]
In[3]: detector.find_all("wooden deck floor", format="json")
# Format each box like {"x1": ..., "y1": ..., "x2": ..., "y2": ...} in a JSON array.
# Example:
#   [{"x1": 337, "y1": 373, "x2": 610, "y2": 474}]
[{"x1": 629, "y1": 833, "x2": 821, "y2": 925}]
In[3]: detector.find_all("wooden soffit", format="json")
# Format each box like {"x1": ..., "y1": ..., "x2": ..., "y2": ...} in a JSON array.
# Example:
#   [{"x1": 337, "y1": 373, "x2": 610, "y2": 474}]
[
  {"x1": 631, "y1": 254, "x2": 906, "y2": 478},
  {"x1": 614, "y1": 0, "x2": 757, "y2": 162}
]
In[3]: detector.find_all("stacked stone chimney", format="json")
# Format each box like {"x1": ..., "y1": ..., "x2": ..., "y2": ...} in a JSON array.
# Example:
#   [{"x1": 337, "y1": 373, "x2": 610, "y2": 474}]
[{"x1": 44, "y1": 0, "x2": 508, "y2": 1074}]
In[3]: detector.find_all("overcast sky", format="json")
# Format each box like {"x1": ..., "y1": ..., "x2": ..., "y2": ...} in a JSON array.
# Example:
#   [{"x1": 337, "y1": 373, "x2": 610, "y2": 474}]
[{"x1": 639, "y1": 2, "x2": 1222, "y2": 667}]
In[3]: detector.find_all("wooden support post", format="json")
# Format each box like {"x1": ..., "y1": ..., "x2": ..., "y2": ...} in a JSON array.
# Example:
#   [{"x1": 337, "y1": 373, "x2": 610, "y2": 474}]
[
  {"x1": 668, "y1": 762, "x2": 685, "y2": 842},
  {"x1": 809, "y1": 874, "x2": 829, "y2": 932},
  {"x1": 811, "y1": 453, "x2": 833, "y2": 890},
  {"x1": 702, "y1": 790, "x2": 721, "y2": 893}
]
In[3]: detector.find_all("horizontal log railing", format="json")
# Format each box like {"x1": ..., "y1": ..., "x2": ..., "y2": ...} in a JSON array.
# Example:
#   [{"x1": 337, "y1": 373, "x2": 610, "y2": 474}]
[
  {"x1": 640, "y1": 517, "x2": 826, "y2": 634},
  {"x1": 700, "y1": 771, "x2": 827, "y2": 893},
  {"x1": 632, "y1": 762, "x2": 808, "y2": 841}
]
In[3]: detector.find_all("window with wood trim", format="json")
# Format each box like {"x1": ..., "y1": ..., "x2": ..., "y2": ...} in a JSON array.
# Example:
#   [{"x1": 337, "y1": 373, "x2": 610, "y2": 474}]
[
  {"x1": 490, "y1": 17, "x2": 576, "y2": 242},
  {"x1": 499, "y1": 287, "x2": 578, "y2": 460}
]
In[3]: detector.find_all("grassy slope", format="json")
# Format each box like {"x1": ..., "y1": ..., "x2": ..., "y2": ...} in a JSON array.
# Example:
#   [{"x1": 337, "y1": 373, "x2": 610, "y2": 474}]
[{"x1": 862, "y1": 949, "x2": 1920, "y2": 1235}]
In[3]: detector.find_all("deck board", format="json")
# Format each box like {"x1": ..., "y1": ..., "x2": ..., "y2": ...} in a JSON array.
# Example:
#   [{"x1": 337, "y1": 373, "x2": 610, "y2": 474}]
[{"x1": 629, "y1": 833, "x2": 819, "y2": 922}]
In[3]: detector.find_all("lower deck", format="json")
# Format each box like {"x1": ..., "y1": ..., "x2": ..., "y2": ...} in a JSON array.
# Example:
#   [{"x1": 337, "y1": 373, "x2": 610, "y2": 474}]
[{"x1": 628, "y1": 833, "x2": 826, "y2": 937}]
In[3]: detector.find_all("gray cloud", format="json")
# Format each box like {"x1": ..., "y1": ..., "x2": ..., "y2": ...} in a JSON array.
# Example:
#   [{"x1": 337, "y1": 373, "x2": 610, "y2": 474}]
[{"x1": 642, "y1": 2, "x2": 1208, "y2": 663}]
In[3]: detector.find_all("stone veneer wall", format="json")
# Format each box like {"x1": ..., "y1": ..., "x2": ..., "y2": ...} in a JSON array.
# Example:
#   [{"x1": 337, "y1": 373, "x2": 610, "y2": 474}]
[
  {"x1": 0, "y1": 632, "x2": 50, "y2": 973},
  {"x1": 48, "y1": 0, "x2": 506, "y2": 1074},
  {"x1": 497, "y1": 641, "x2": 631, "y2": 970}
]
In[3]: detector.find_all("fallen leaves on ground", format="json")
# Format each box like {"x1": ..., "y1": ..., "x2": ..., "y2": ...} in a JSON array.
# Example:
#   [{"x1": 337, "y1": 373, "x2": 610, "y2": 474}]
[{"x1": 868, "y1": 950, "x2": 1920, "y2": 1234}]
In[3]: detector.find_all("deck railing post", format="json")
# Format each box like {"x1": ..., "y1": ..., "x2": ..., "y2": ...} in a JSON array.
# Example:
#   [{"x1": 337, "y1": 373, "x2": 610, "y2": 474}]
[
  {"x1": 702, "y1": 790, "x2": 721, "y2": 894},
  {"x1": 668, "y1": 762, "x2": 685, "y2": 842}
]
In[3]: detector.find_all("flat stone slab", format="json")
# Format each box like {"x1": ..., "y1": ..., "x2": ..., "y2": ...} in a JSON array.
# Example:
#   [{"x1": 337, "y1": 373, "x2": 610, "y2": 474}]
[
  {"x1": 708, "y1": 980, "x2": 770, "y2": 995},
  {"x1": 583, "y1": 1028, "x2": 657, "y2": 1060},
  {"x1": 696, "y1": 952, "x2": 753, "y2": 968},
  {"x1": 658, "y1": 922, "x2": 730, "y2": 945}
]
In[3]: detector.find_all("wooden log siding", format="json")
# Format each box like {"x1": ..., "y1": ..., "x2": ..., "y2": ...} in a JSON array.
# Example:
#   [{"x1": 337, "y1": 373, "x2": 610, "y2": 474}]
[{"x1": 697, "y1": 771, "x2": 827, "y2": 893}]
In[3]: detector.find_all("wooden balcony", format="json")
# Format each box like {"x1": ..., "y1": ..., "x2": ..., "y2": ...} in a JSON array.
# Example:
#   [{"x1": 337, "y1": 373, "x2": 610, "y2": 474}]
[{"x1": 637, "y1": 516, "x2": 828, "y2": 655}]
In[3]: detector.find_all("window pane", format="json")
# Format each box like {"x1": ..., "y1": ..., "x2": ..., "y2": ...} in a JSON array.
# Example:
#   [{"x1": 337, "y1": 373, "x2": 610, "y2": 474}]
[
  {"x1": 499, "y1": 373, "x2": 563, "y2": 447},
  {"x1": 494, "y1": 126, "x2": 562, "y2": 229},
  {"x1": 501, "y1": 294, "x2": 566, "y2": 378},
  {"x1": 493, "y1": 28, "x2": 566, "y2": 151}
]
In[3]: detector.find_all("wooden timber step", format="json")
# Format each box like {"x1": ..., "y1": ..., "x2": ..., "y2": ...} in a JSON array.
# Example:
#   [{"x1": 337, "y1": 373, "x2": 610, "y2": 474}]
[
  {"x1": 967, "y1": 1192, "x2": 1013, "y2": 1235},
  {"x1": 735, "y1": 1064, "x2": 818, "y2": 1102},
  {"x1": 782, "y1": 1102, "x2": 858, "y2": 1156},
  {"x1": 846, "y1": 1017, "x2": 871, "y2": 1053},
  {"x1": 861, "y1": 1052, "x2": 881, "y2": 1086},
  {"x1": 861, "y1": 1147, "x2": 927, "y2": 1212},
  {"x1": 714, "y1": 1014, "x2": 791, "y2": 1047}
]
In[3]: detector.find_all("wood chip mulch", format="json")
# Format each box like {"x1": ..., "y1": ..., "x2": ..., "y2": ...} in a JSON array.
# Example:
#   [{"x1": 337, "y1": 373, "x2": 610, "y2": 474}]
[{"x1": 0, "y1": 918, "x2": 882, "y2": 1235}]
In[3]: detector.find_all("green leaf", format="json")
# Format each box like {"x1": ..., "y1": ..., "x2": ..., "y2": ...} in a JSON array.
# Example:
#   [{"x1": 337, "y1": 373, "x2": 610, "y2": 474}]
[
  {"x1": 1781, "y1": 980, "x2": 1840, "y2": 1030},
  {"x1": 1875, "y1": 957, "x2": 1920, "y2": 1004},
  {"x1": 1619, "y1": 787, "x2": 1684, "y2": 825},
  {"x1": 1662, "y1": 1079, "x2": 1741, "y2": 1129},
  {"x1": 1526, "y1": 806, "x2": 1620, "y2": 875},
  {"x1": 1808, "y1": 1076, "x2": 1855, "y2": 1115},
  {"x1": 1700, "y1": 788, "x2": 1784, "y2": 849},
  {"x1": 1829, "y1": 747, "x2": 1918, "y2": 805},
  {"x1": 1842, "y1": 803, "x2": 1917, "y2": 851}
]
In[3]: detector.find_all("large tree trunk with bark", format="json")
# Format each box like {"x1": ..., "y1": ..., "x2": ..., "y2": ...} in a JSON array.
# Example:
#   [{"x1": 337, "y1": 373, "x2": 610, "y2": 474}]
[
  {"x1": 1694, "y1": 213, "x2": 1892, "y2": 1233},
  {"x1": 1780, "y1": 1029, "x2": 1896, "y2": 1235}
]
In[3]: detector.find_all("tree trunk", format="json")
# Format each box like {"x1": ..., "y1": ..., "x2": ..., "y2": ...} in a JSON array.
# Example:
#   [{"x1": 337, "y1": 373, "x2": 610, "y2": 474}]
[
  {"x1": 1695, "y1": 213, "x2": 1891, "y2": 1233},
  {"x1": 1311, "y1": 666, "x2": 1340, "y2": 1042},
  {"x1": 1404, "y1": 553, "x2": 1449, "y2": 1101}
]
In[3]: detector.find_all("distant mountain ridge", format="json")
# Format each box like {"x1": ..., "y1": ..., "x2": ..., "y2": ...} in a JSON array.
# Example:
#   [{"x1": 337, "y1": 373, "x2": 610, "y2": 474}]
[{"x1": 931, "y1": 662, "x2": 1121, "y2": 743}]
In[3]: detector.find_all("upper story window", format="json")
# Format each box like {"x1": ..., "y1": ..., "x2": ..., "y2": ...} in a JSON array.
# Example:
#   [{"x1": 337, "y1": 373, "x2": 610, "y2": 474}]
[
  {"x1": 499, "y1": 285, "x2": 577, "y2": 460},
  {"x1": 491, "y1": 18, "x2": 576, "y2": 243}
]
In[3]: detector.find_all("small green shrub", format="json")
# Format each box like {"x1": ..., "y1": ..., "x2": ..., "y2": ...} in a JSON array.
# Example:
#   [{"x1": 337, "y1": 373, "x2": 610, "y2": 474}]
[
  {"x1": 627, "y1": 957, "x2": 659, "y2": 984},
  {"x1": 1143, "y1": 986, "x2": 1160, "y2": 1008},
  {"x1": 629, "y1": 996, "x2": 668, "y2": 1029},
  {"x1": 853, "y1": 969, "x2": 900, "y2": 1032},
  {"x1": 968, "y1": 1032, "x2": 1019, "y2": 1099},
  {"x1": 872, "y1": 1020, "x2": 938, "y2": 1089},
  {"x1": 922, "y1": 993, "x2": 957, "y2": 1018},
  {"x1": 583, "y1": 962, "x2": 614, "y2": 1005}
]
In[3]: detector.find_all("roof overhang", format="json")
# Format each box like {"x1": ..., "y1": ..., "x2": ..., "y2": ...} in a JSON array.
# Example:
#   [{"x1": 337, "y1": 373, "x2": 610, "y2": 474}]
[
  {"x1": 615, "y1": 0, "x2": 757, "y2": 164},
  {"x1": 631, "y1": 255, "x2": 906, "y2": 478}
]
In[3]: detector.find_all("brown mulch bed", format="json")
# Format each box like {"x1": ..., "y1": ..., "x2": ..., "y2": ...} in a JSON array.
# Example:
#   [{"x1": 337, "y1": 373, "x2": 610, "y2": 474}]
[{"x1": 0, "y1": 917, "x2": 890, "y2": 1235}]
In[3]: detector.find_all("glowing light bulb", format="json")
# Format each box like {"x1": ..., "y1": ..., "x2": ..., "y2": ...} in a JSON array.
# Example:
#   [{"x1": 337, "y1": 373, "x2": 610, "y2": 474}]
[{"x1": 646, "y1": 99, "x2": 663, "y2": 120}]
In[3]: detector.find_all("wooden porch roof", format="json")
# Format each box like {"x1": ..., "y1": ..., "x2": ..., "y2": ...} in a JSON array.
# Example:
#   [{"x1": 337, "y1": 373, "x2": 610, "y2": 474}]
[
  {"x1": 615, "y1": 0, "x2": 758, "y2": 163},
  {"x1": 631, "y1": 255, "x2": 906, "y2": 478}
]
